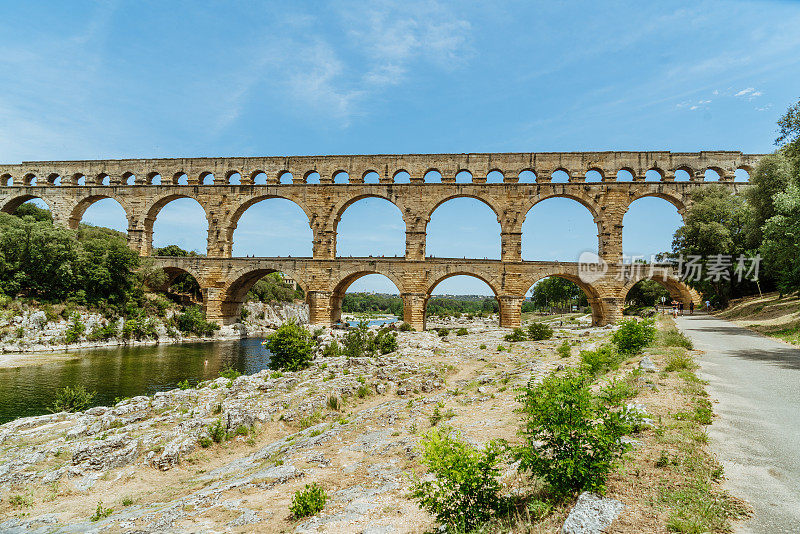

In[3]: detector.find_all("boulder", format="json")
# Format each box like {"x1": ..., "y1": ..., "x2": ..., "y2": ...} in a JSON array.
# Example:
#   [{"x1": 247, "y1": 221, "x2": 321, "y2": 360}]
[
  {"x1": 562, "y1": 492, "x2": 624, "y2": 534},
  {"x1": 638, "y1": 356, "x2": 657, "y2": 372}
]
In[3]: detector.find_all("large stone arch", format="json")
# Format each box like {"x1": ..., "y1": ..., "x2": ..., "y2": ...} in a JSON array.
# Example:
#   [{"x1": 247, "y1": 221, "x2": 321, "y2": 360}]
[
  {"x1": 223, "y1": 194, "x2": 314, "y2": 257},
  {"x1": 521, "y1": 271, "x2": 607, "y2": 326},
  {"x1": 620, "y1": 275, "x2": 700, "y2": 308},
  {"x1": 333, "y1": 194, "x2": 406, "y2": 258},
  {"x1": 0, "y1": 194, "x2": 54, "y2": 215},
  {"x1": 216, "y1": 263, "x2": 309, "y2": 325},
  {"x1": 329, "y1": 269, "x2": 404, "y2": 324},
  {"x1": 141, "y1": 194, "x2": 209, "y2": 256},
  {"x1": 67, "y1": 194, "x2": 133, "y2": 231},
  {"x1": 626, "y1": 192, "x2": 687, "y2": 217},
  {"x1": 427, "y1": 194, "x2": 502, "y2": 223}
]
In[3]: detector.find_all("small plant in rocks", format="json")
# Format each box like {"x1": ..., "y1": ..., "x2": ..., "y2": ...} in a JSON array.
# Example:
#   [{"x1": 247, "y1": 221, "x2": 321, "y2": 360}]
[
  {"x1": 51, "y1": 385, "x2": 96, "y2": 413},
  {"x1": 527, "y1": 322, "x2": 554, "y2": 341},
  {"x1": 557, "y1": 340, "x2": 571, "y2": 358},
  {"x1": 612, "y1": 318, "x2": 656, "y2": 355},
  {"x1": 290, "y1": 483, "x2": 328, "y2": 518},
  {"x1": 410, "y1": 429, "x2": 506, "y2": 531},
  {"x1": 90, "y1": 501, "x2": 113, "y2": 522},
  {"x1": 504, "y1": 327, "x2": 527, "y2": 342},
  {"x1": 514, "y1": 368, "x2": 633, "y2": 497}
]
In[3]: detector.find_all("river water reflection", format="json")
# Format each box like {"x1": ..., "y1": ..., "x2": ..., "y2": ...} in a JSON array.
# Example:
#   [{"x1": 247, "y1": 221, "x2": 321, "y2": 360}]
[{"x1": 0, "y1": 338, "x2": 271, "y2": 424}]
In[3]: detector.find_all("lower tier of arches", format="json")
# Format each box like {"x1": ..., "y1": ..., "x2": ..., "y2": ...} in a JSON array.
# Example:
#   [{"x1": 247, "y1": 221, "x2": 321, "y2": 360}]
[{"x1": 150, "y1": 256, "x2": 701, "y2": 330}]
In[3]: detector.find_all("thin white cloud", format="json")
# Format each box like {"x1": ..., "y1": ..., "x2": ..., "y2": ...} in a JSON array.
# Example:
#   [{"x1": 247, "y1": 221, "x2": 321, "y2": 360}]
[{"x1": 735, "y1": 87, "x2": 755, "y2": 96}]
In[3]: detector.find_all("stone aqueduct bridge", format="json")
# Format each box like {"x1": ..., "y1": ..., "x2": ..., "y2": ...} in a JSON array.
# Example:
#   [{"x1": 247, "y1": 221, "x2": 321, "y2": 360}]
[{"x1": 0, "y1": 151, "x2": 761, "y2": 330}]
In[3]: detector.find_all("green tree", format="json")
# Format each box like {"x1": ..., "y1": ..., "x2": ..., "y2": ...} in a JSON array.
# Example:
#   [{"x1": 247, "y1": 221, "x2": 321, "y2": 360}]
[
  {"x1": 761, "y1": 184, "x2": 800, "y2": 294},
  {"x1": 263, "y1": 321, "x2": 315, "y2": 371},
  {"x1": 776, "y1": 98, "x2": 800, "y2": 172},
  {"x1": 746, "y1": 152, "x2": 794, "y2": 244},
  {"x1": 625, "y1": 279, "x2": 669, "y2": 307},
  {"x1": 529, "y1": 277, "x2": 587, "y2": 311},
  {"x1": 671, "y1": 186, "x2": 755, "y2": 306}
]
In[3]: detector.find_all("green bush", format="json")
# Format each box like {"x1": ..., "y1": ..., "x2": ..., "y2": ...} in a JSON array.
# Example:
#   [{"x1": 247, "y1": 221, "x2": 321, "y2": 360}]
[
  {"x1": 374, "y1": 328, "x2": 398, "y2": 354},
  {"x1": 87, "y1": 321, "x2": 118, "y2": 341},
  {"x1": 322, "y1": 338, "x2": 341, "y2": 357},
  {"x1": 207, "y1": 418, "x2": 227, "y2": 443},
  {"x1": 174, "y1": 306, "x2": 219, "y2": 337},
  {"x1": 121, "y1": 317, "x2": 158, "y2": 341},
  {"x1": 51, "y1": 385, "x2": 96, "y2": 413},
  {"x1": 504, "y1": 327, "x2": 527, "y2": 342},
  {"x1": 290, "y1": 483, "x2": 327, "y2": 518},
  {"x1": 411, "y1": 429, "x2": 505, "y2": 531},
  {"x1": 437, "y1": 328, "x2": 450, "y2": 338},
  {"x1": 177, "y1": 379, "x2": 191, "y2": 390},
  {"x1": 219, "y1": 366, "x2": 241, "y2": 381},
  {"x1": 514, "y1": 369, "x2": 633, "y2": 497},
  {"x1": 90, "y1": 501, "x2": 113, "y2": 522},
  {"x1": 557, "y1": 340, "x2": 571, "y2": 358},
  {"x1": 659, "y1": 328, "x2": 693, "y2": 349},
  {"x1": 665, "y1": 352, "x2": 696, "y2": 372},
  {"x1": 399, "y1": 322, "x2": 413, "y2": 332},
  {"x1": 263, "y1": 321, "x2": 315, "y2": 371},
  {"x1": 527, "y1": 322, "x2": 553, "y2": 341},
  {"x1": 340, "y1": 323, "x2": 398, "y2": 358},
  {"x1": 456, "y1": 328, "x2": 468, "y2": 336},
  {"x1": 64, "y1": 313, "x2": 86, "y2": 344},
  {"x1": 612, "y1": 318, "x2": 656, "y2": 355},
  {"x1": 580, "y1": 344, "x2": 623, "y2": 376}
]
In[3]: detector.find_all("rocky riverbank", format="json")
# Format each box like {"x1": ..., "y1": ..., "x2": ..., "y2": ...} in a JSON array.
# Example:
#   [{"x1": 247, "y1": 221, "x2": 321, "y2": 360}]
[
  {"x1": 0, "y1": 316, "x2": 740, "y2": 533},
  {"x1": 0, "y1": 301, "x2": 308, "y2": 356},
  {"x1": 0, "y1": 320, "x2": 603, "y2": 533}
]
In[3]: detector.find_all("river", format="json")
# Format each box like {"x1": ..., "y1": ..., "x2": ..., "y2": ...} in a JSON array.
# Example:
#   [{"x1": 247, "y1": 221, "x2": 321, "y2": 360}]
[{"x1": 0, "y1": 338, "x2": 271, "y2": 424}]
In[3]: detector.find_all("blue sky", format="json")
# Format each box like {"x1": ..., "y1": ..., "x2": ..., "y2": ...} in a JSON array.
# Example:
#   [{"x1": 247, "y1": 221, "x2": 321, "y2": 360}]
[{"x1": 3, "y1": 1, "x2": 799, "y2": 295}]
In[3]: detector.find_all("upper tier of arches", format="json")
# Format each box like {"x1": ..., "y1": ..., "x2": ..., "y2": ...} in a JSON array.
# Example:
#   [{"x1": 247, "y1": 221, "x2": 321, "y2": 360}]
[{"x1": 0, "y1": 151, "x2": 763, "y2": 187}]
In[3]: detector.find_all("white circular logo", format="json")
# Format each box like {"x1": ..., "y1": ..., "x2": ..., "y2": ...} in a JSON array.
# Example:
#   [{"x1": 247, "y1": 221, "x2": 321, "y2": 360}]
[{"x1": 577, "y1": 251, "x2": 608, "y2": 284}]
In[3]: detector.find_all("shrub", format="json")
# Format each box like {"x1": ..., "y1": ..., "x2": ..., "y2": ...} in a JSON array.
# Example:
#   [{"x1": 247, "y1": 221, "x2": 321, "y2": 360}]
[
  {"x1": 665, "y1": 352, "x2": 696, "y2": 372},
  {"x1": 64, "y1": 313, "x2": 86, "y2": 344},
  {"x1": 659, "y1": 328, "x2": 693, "y2": 349},
  {"x1": 175, "y1": 306, "x2": 220, "y2": 337},
  {"x1": 411, "y1": 429, "x2": 505, "y2": 531},
  {"x1": 90, "y1": 501, "x2": 113, "y2": 522},
  {"x1": 374, "y1": 328, "x2": 398, "y2": 354},
  {"x1": 177, "y1": 379, "x2": 191, "y2": 390},
  {"x1": 557, "y1": 340, "x2": 571, "y2": 358},
  {"x1": 290, "y1": 483, "x2": 328, "y2": 519},
  {"x1": 504, "y1": 327, "x2": 527, "y2": 342},
  {"x1": 207, "y1": 418, "x2": 227, "y2": 443},
  {"x1": 456, "y1": 328, "x2": 468, "y2": 336},
  {"x1": 327, "y1": 394, "x2": 341, "y2": 411},
  {"x1": 219, "y1": 366, "x2": 241, "y2": 381},
  {"x1": 87, "y1": 321, "x2": 118, "y2": 341},
  {"x1": 51, "y1": 385, "x2": 96, "y2": 413},
  {"x1": 437, "y1": 328, "x2": 450, "y2": 338},
  {"x1": 527, "y1": 322, "x2": 553, "y2": 341},
  {"x1": 612, "y1": 318, "x2": 656, "y2": 355},
  {"x1": 580, "y1": 344, "x2": 623, "y2": 376},
  {"x1": 514, "y1": 369, "x2": 633, "y2": 497},
  {"x1": 121, "y1": 317, "x2": 158, "y2": 341},
  {"x1": 399, "y1": 322, "x2": 413, "y2": 332},
  {"x1": 322, "y1": 338, "x2": 341, "y2": 357},
  {"x1": 479, "y1": 344, "x2": 487, "y2": 350},
  {"x1": 341, "y1": 322, "x2": 372, "y2": 358},
  {"x1": 356, "y1": 383, "x2": 371, "y2": 398},
  {"x1": 263, "y1": 321, "x2": 315, "y2": 371}
]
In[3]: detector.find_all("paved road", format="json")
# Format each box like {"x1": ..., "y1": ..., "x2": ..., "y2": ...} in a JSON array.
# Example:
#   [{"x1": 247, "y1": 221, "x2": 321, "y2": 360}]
[{"x1": 675, "y1": 314, "x2": 800, "y2": 534}]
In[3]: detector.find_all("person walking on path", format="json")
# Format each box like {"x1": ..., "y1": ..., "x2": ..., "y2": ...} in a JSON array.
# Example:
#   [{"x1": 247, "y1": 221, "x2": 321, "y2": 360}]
[
  {"x1": 679, "y1": 302, "x2": 684, "y2": 316},
  {"x1": 689, "y1": 301, "x2": 694, "y2": 315},
  {"x1": 705, "y1": 300, "x2": 711, "y2": 312}
]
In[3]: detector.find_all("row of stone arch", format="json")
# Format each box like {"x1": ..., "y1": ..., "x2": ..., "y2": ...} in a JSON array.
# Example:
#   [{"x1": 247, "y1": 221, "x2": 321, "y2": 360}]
[
  {"x1": 1, "y1": 166, "x2": 752, "y2": 187},
  {"x1": 0, "y1": 187, "x2": 687, "y2": 261},
  {"x1": 158, "y1": 259, "x2": 697, "y2": 329}
]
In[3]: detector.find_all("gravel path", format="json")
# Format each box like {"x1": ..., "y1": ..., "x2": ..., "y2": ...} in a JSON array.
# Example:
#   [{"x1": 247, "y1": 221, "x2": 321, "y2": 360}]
[{"x1": 675, "y1": 314, "x2": 800, "y2": 534}]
